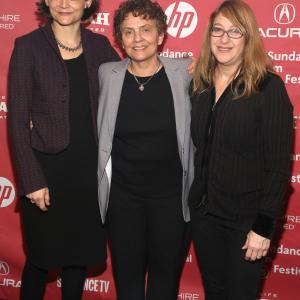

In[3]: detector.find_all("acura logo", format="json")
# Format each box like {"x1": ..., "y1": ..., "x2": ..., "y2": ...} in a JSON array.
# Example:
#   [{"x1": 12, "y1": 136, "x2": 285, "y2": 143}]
[
  {"x1": 274, "y1": 3, "x2": 296, "y2": 25},
  {"x1": 0, "y1": 261, "x2": 10, "y2": 276}
]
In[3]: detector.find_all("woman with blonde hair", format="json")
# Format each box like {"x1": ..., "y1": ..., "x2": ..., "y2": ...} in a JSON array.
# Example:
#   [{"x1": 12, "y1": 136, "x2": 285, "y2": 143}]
[{"x1": 189, "y1": 1, "x2": 293, "y2": 299}]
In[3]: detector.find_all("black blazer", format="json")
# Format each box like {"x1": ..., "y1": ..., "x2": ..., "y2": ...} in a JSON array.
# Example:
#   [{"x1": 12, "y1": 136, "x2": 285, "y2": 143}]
[
  {"x1": 189, "y1": 73, "x2": 293, "y2": 238},
  {"x1": 8, "y1": 23, "x2": 119, "y2": 196}
]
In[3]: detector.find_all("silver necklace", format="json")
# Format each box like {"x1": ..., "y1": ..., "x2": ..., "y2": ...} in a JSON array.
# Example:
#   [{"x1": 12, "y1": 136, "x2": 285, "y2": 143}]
[
  {"x1": 130, "y1": 62, "x2": 161, "y2": 91},
  {"x1": 56, "y1": 38, "x2": 82, "y2": 52}
]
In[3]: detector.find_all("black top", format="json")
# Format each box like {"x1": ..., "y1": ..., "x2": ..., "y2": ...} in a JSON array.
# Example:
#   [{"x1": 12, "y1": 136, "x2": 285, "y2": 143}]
[
  {"x1": 111, "y1": 68, "x2": 182, "y2": 197},
  {"x1": 189, "y1": 73, "x2": 293, "y2": 238},
  {"x1": 23, "y1": 53, "x2": 106, "y2": 269}
]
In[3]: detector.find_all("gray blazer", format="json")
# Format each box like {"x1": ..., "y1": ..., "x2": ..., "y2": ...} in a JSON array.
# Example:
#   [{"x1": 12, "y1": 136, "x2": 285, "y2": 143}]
[{"x1": 97, "y1": 56, "x2": 194, "y2": 223}]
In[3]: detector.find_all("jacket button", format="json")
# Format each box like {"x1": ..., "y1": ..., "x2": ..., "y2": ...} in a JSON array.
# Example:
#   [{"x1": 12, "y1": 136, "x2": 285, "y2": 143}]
[{"x1": 184, "y1": 171, "x2": 187, "y2": 176}]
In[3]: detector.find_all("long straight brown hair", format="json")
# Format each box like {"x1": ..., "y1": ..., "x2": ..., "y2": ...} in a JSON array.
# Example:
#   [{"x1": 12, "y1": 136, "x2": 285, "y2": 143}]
[{"x1": 193, "y1": 0, "x2": 273, "y2": 99}]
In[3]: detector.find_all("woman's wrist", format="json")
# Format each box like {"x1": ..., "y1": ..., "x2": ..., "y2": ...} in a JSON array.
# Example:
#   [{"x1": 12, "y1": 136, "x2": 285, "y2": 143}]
[{"x1": 252, "y1": 214, "x2": 275, "y2": 239}]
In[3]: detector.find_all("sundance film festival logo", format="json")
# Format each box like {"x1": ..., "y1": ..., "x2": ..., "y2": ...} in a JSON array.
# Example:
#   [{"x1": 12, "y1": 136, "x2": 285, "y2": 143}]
[
  {"x1": 0, "y1": 177, "x2": 15, "y2": 208},
  {"x1": 274, "y1": 3, "x2": 296, "y2": 25},
  {"x1": 165, "y1": 1, "x2": 198, "y2": 38},
  {"x1": 0, "y1": 261, "x2": 10, "y2": 276}
]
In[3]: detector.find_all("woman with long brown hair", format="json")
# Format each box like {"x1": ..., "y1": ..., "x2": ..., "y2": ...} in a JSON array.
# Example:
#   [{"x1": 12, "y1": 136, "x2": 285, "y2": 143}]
[
  {"x1": 189, "y1": 1, "x2": 293, "y2": 299},
  {"x1": 8, "y1": 1, "x2": 118, "y2": 299}
]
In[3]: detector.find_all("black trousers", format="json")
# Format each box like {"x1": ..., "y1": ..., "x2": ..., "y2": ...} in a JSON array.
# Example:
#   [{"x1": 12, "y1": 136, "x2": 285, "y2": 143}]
[
  {"x1": 106, "y1": 183, "x2": 188, "y2": 300},
  {"x1": 20, "y1": 260, "x2": 87, "y2": 300},
  {"x1": 191, "y1": 208, "x2": 263, "y2": 300}
]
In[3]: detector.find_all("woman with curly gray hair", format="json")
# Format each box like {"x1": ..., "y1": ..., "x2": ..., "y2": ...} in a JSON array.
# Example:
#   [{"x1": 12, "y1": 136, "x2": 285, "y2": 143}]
[{"x1": 97, "y1": 1, "x2": 194, "y2": 299}]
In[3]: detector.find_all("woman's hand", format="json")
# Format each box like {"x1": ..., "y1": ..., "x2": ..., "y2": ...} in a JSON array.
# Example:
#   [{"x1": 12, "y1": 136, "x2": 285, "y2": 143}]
[
  {"x1": 26, "y1": 187, "x2": 50, "y2": 211},
  {"x1": 242, "y1": 230, "x2": 270, "y2": 261}
]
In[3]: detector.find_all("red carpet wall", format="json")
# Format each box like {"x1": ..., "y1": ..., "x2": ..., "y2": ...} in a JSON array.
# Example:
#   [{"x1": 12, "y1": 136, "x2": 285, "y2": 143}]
[{"x1": 0, "y1": 1, "x2": 299, "y2": 299}]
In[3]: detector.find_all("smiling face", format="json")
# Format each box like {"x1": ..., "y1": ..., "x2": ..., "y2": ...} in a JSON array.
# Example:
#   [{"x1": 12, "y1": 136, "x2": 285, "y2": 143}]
[
  {"x1": 210, "y1": 13, "x2": 245, "y2": 70},
  {"x1": 45, "y1": 0, "x2": 91, "y2": 27},
  {"x1": 120, "y1": 13, "x2": 164, "y2": 64}
]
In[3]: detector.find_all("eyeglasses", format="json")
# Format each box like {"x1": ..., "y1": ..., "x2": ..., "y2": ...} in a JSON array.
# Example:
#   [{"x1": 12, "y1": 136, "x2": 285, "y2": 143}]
[{"x1": 210, "y1": 26, "x2": 243, "y2": 39}]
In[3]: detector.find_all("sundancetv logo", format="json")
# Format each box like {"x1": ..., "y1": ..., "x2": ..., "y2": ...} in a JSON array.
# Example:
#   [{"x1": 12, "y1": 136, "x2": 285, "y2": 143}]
[
  {"x1": 57, "y1": 278, "x2": 110, "y2": 293},
  {"x1": 165, "y1": 1, "x2": 198, "y2": 38},
  {"x1": 0, "y1": 177, "x2": 16, "y2": 208}
]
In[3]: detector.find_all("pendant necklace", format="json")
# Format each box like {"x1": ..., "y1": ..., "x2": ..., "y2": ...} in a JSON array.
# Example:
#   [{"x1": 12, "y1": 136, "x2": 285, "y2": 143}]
[
  {"x1": 56, "y1": 38, "x2": 82, "y2": 52},
  {"x1": 130, "y1": 62, "x2": 161, "y2": 92}
]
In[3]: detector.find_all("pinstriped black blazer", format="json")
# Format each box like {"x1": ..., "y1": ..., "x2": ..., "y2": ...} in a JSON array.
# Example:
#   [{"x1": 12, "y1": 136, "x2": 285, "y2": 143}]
[
  {"x1": 189, "y1": 73, "x2": 293, "y2": 238},
  {"x1": 8, "y1": 23, "x2": 119, "y2": 196}
]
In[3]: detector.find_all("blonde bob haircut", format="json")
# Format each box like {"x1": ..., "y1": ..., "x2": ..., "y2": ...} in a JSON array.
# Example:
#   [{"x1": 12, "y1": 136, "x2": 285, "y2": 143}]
[{"x1": 193, "y1": 0, "x2": 273, "y2": 99}]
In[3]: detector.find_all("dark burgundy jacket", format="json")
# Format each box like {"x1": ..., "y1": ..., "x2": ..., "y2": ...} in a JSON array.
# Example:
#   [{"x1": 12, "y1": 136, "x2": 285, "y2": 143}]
[{"x1": 8, "y1": 23, "x2": 119, "y2": 196}]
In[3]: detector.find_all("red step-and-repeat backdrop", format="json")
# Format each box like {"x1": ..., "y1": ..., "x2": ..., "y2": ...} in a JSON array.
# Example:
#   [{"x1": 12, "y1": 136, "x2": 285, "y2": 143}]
[{"x1": 0, "y1": 1, "x2": 299, "y2": 299}]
